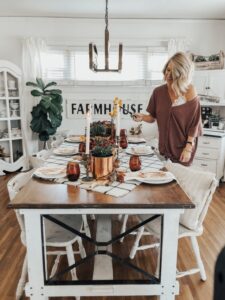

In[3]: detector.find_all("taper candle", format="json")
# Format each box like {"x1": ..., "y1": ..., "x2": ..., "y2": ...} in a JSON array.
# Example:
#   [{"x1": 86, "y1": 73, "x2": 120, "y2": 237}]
[
  {"x1": 116, "y1": 101, "x2": 120, "y2": 137},
  {"x1": 85, "y1": 107, "x2": 91, "y2": 154}
]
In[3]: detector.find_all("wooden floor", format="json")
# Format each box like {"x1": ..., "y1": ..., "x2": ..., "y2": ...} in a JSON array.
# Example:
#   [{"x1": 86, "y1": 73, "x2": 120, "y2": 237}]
[{"x1": 1, "y1": 174, "x2": 225, "y2": 300}]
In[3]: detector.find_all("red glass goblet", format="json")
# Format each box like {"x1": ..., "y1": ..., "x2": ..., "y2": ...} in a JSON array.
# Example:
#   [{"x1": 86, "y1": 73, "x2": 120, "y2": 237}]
[
  {"x1": 120, "y1": 128, "x2": 127, "y2": 137},
  {"x1": 120, "y1": 128, "x2": 128, "y2": 149},
  {"x1": 129, "y1": 155, "x2": 141, "y2": 171},
  {"x1": 67, "y1": 161, "x2": 80, "y2": 181},
  {"x1": 120, "y1": 136, "x2": 128, "y2": 149}
]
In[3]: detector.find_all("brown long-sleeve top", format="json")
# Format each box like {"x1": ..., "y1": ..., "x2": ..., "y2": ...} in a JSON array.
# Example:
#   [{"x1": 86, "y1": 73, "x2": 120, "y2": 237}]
[{"x1": 146, "y1": 84, "x2": 202, "y2": 166}]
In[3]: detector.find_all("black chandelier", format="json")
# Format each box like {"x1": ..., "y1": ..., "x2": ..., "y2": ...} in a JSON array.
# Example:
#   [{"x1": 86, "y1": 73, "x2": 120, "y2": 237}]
[{"x1": 89, "y1": 0, "x2": 123, "y2": 72}]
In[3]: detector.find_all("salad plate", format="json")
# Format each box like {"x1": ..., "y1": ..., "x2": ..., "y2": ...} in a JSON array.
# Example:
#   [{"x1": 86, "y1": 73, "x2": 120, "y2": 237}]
[
  {"x1": 128, "y1": 136, "x2": 146, "y2": 144},
  {"x1": 65, "y1": 135, "x2": 81, "y2": 143},
  {"x1": 124, "y1": 170, "x2": 175, "y2": 184},
  {"x1": 126, "y1": 146, "x2": 153, "y2": 156},
  {"x1": 53, "y1": 147, "x2": 78, "y2": 156},
  {"x1": 33, "y1": 166, "x2": 67, "y2": 179}
]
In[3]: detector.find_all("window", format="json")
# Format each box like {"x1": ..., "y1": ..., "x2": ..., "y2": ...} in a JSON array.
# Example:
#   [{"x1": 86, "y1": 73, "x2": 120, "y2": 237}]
[
  {"x1": 148, "y1": 52, "x2": 168, "y2": 81},
  {"x1": 42, "y1": 49, "x2": 75, "y2": 80},
  {"x1": 42, "y1": 46, "x2": 168, "y2": 85},
  {"x1": 75, "y1": 49, "x2": 145, "y2": 81}
]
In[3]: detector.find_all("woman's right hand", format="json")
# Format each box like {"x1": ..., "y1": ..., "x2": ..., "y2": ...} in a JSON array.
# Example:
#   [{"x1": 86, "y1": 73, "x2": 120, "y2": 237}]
[{"x1": 133, "y1": 113, "x2": 143, "y2": 122}]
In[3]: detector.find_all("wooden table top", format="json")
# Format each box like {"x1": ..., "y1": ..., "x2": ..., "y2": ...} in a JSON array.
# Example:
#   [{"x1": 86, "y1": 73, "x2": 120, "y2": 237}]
[{"x1": 8, "y1": 177, "x2": 194, "y2": 209}]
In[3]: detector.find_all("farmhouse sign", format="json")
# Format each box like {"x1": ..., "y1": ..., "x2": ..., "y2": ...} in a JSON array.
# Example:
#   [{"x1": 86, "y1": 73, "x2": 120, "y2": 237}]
[{"x1": 66, "y1": 99, "x2": 144, "y2": 119}]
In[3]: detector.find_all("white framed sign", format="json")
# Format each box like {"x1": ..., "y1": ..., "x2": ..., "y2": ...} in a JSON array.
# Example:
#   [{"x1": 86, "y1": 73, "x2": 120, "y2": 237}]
[{"x1": 66, "y1": 98, "x2": 144, "y2": 119}]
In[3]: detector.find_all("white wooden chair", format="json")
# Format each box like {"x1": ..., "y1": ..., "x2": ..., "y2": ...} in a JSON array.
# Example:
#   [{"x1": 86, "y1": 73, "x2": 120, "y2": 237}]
[
  {"x1": 7, "y1": 170, "x2": 86, "y2": 300},
  {"x1": 50, "y1": 135, "x2": 64, "y2": 148},
  {"x1": 30, "y1": 149, "x2": 92, "y2": 238},
  {"x1": 128, "y1": 162, "x2": 218, "y2": 281},
  {"x1": 30, "y1": 149, "x2": 53, "y2": 168}
]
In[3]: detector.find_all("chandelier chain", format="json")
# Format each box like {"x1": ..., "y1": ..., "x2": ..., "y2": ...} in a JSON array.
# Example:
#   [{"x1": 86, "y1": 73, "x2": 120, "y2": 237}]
[
  {"x1": 89, "y1": 0, "x2": 122, "y2": 72},
  {"x1": 105, "y1": 0, "x2": 108, "y2": 30}
]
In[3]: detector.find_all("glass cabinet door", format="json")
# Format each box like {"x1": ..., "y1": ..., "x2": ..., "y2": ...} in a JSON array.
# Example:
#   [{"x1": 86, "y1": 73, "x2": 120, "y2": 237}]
[
  {"x1": 6, "y1": 72, "x2": 19, "y2": 97},
  {"x1": 10, "y1": 118, "x2": 22, "y2": 162},
  {"x1": 0, "y1": 99, "x2": 7, "y2": 118},
  {"x1": 0, "y1": 120, "x2": 10, "y2": 163},
  {"x1": 0, "y1": 120, "x2": 9, "y2": 140},
  {"x1": 12, "y1": 139, "x2": 23, "y2": 162},
  {"x1": 0, "y1": 71, "x2": 5, "y2": 97},
  {"x1": 9, "y1": 99, "x2": 20, "y2": 118},
  {"x1": 0, "y1": 61, "x2": 28, "y2": 175}
]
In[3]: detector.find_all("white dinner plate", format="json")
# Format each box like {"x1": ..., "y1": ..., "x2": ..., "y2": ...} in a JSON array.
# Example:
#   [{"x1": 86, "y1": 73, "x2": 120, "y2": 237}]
[
  {"x1": 53, "y1": 147, "x2": 78, "y2": 156},
  {"x1": 138, "y1": 177, "x2": 174, "y2": 185},
  {"x1": 126, "y1": 146, "x2": 153, "y2": 156},
  {"x1": 128, "y1": 137, "x2": 146, "y2": 144},
  {"x1": 33, "y1": 166, "x2": 67, "y2": 179},
  {"x1": 65, "y1": 136, "x2": 81, "y2": 143},
  {"x1": 124, "y1": 170, "x2": 175, "y2": 185}
]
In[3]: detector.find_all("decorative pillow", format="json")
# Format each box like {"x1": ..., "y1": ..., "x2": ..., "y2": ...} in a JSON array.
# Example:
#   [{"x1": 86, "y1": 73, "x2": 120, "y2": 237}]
[{"x1": 165, "y1": 162, "x2": 218, "y2": 231}]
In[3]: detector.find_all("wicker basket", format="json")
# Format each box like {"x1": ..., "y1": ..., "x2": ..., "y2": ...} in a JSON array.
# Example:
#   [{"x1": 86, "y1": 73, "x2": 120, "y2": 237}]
[
  {"x1": 190, "y1": 50, "x2": 224, "y2": 70},
  {"x1": 199, "y1": 94, "x2": 220, "y2": 103}
]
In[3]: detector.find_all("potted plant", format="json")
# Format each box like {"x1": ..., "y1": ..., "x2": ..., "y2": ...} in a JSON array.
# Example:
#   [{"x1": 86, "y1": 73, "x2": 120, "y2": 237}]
[
  {"x1": 91, "y1": 138, "x2": 114, "y2": 179},
  {"x1": 90, "y1": 120, "x2": 115, "y2": 141},
  {"x1": 26, "y1": 78, "x2": 63, "y2": 149},
  {"x1": 90, "y1": 121, "x2": 107, "y2": 137}
]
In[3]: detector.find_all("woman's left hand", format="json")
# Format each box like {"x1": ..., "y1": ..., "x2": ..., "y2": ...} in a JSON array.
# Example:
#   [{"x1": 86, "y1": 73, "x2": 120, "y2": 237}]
[{"x1": 179, "y1": 148, "x2": 192, "y2": 163}]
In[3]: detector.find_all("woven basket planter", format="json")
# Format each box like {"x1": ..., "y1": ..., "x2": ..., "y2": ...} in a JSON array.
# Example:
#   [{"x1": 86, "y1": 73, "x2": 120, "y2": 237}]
[{"x1": 190, "y1": 50, "x2": 224, "y2": 70}]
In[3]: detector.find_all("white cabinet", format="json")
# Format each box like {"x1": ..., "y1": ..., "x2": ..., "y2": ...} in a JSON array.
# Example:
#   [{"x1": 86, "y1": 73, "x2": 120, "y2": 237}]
[
  {"x1": 0, "y1": 61, "x2": 29, "y2": 175},
  {"x1": 193, "y1": 69, "x2": 225, "y2": 101},
  {"x1": 192, "y1": 69, "x2": 225, "y2": 180},
  {"x1": 193, "y1": 134, "x2": 225, "y2": 180}
]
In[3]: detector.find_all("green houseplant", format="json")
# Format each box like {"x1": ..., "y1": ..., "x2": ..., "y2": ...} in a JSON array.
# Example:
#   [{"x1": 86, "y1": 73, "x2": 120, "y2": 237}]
[{"x1": 26, "y1": 78, "x2": 63, "y2": 148}]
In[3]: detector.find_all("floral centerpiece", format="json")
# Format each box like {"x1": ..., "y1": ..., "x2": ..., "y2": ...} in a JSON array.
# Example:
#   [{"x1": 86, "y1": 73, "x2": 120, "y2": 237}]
[
  {"x1": 109, "y1": 97, "x2": 122, "y2": 138},
  {"x1": 90, "y1": 123, "x2": 115, "y2": 179},
  {"x1": 90, "y1": 120, "x2": 114, "y2": 139},
  {"x1": 89, "y1": 97, "x2": 122, "y2": 179}
]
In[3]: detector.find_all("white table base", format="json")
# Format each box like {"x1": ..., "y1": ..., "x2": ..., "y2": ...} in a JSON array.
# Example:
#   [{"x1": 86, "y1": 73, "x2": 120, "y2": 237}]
[{"x1": 22, "y1": 208, "x2": 182, "y2": 300}]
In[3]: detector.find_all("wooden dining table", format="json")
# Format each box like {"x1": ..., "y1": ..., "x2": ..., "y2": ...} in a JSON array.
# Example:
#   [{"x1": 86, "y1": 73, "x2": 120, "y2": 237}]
[{"x1": 9, "y1": 176, "x2": 194, "y2": 300}]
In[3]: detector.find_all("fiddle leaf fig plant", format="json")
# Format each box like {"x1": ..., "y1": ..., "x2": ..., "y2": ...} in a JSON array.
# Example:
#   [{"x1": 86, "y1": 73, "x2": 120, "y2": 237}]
[{"x1": 26, "y1": 78, "x2": 63, "y2": 146}]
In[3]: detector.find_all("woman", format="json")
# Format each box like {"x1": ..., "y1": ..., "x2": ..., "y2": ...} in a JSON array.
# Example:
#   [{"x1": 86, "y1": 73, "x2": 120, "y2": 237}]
[{"x1": 133, "y1": 52, "x2": 202, "y2": 166}]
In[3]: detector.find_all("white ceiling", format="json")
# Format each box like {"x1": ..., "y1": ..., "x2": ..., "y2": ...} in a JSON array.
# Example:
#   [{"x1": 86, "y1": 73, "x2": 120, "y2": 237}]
[{"x1": 0, "y1": 0, "x2": 225, "y2": 19}]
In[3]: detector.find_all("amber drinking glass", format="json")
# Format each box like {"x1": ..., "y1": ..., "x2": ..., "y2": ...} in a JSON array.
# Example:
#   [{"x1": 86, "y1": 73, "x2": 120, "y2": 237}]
[
  {"x1": 129, "y1": 155, "x2": 141, "y2": 171},
  {"x1": 67, "y1": 161, "x2": 80, "y2": 181},
  {"x1": 78, "y1": 142, "x2": 86, "y2": 153},
  {"x1": 120, "y1": 129, "x2": 127, "y2": 137},
  {"x1": 120, "y1": 129, "x2": 128, "y2": 149},
  {"x1": 120, "y1": 136, "x2": 128, "y2": 149}
]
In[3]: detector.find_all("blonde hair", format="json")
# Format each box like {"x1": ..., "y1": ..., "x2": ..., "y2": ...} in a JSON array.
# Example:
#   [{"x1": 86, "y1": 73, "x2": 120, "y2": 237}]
[{"x1": 163, "y1": 52, "x2": 194, "y2": 96}]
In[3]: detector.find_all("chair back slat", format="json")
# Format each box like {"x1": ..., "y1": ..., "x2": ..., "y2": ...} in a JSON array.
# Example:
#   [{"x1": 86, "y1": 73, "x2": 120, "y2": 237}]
[
  {"x1": 7, "y1": 170, "x2": 35, "y2": 245},
  {"x1": 165, "y1": 162, "x2": 218, "y2": 231}
]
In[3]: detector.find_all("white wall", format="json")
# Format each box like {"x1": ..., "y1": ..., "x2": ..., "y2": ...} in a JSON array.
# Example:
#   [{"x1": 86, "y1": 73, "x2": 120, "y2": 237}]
[
  {"x1": 1, "y1": 18, "x2": 225, "y2": 63},
  {"x1": 0, "y1": 17, "x2": 225, "y2": 151}
]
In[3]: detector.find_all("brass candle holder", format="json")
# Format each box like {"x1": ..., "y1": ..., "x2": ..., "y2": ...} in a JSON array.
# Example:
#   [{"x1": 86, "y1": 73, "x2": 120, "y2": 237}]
[
  {"x1": 116, "y1": 135, "x2": 120, "y2": 159},
  {"x1": 81, "y1": 153, "x2": 94, "y2": 182}
]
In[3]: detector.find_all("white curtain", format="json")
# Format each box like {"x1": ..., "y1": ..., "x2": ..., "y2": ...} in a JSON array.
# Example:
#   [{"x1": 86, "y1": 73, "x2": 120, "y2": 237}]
[
  {"x1": 21, "y1": 37, "x2": 47, "y2": 155},
  {"x1": 167, "y1": 38, "x2": 189, "y2": 58}
]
